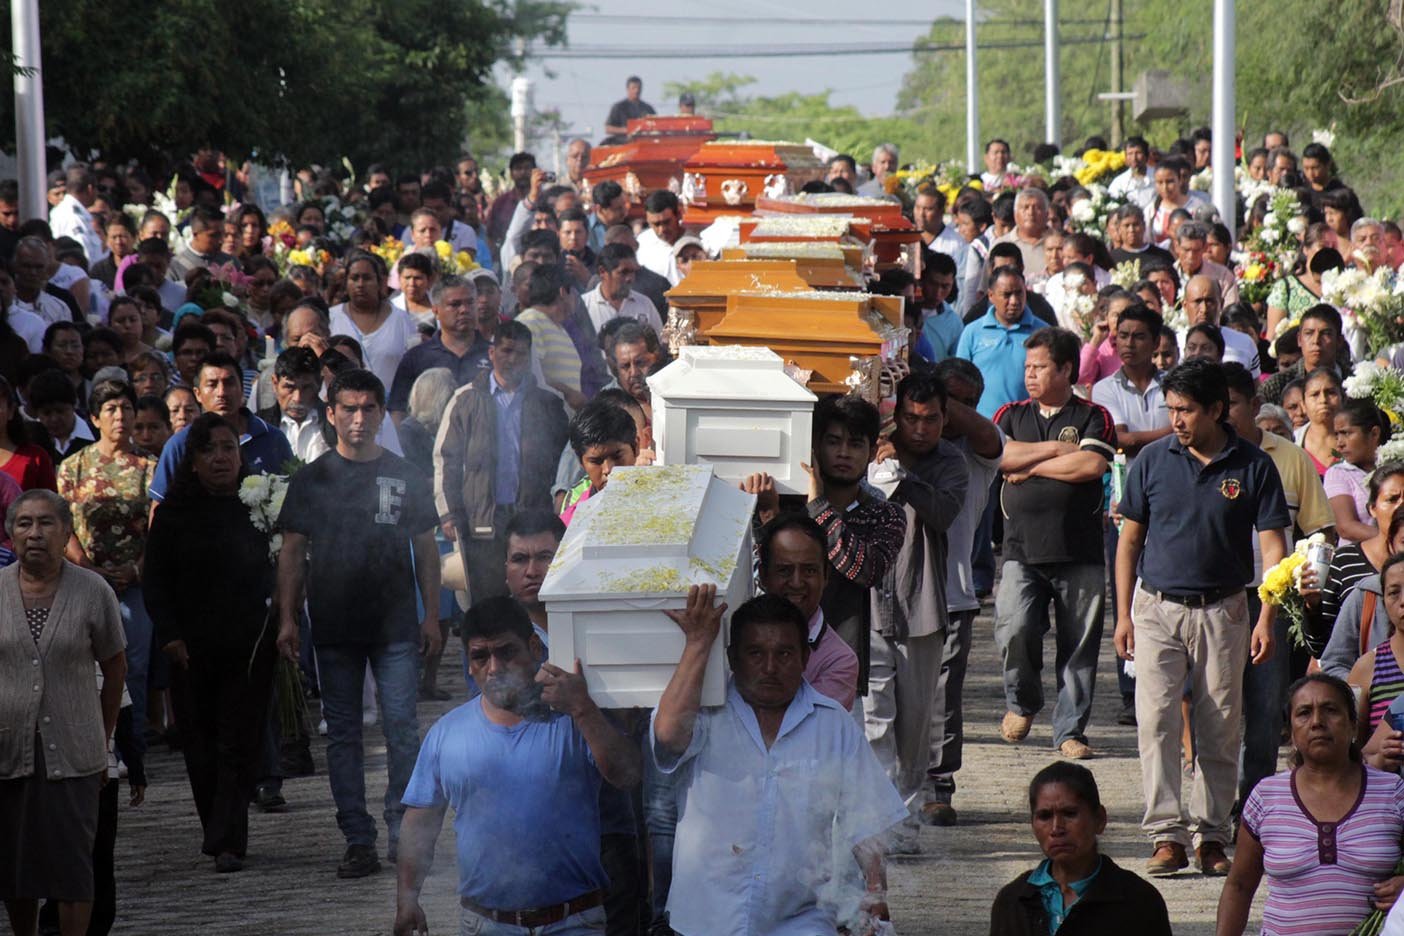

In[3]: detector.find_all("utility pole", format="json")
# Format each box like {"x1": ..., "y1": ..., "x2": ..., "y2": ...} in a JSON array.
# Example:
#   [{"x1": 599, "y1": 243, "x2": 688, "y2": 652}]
[
  {"x1": 1044, "y1": 0, "x2": 1061, "y2": 149},
  {"x1": 965, "y1": 0, "x2": 980, "y2": 175},
  {"x1": 1212, "y1": 0, "x2": 1236, "y2": 238},
  {"x1": 1110, "y1": 0, "x2": 1124, "y2": 146},
  {"x1": 510, "y1": 35, "x2": 530, "y2": 155},
  {"x1": 11, "y1": 0, "x2": 47, "y2": 222}
]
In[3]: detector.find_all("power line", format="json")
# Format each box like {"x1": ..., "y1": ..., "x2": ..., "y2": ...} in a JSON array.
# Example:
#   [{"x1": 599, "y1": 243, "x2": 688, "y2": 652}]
[
  {"x1": 571, "y1": 13, "x2": 1121, "y2": 27},
  {"x1": 528, "y1": 34, "x2": 1141, "y2": 60}
]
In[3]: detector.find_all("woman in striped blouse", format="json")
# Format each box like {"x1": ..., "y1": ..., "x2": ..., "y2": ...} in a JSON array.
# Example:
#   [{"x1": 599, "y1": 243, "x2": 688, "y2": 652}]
[{"x1": 1216, "y1": 673, "x2": 1404, "y2": 935}]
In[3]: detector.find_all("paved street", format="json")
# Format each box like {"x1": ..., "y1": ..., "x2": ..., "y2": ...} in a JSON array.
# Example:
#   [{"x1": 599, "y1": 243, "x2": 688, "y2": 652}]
[{"x1": 108, "y1": 605, "x2": 1267, "y2": 934}]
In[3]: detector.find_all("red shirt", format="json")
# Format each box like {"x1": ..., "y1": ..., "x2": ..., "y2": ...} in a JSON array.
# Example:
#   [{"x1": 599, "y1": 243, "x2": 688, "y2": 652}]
[{"x1": 1, "y1": 443, "x2": 57, "y2": 491}]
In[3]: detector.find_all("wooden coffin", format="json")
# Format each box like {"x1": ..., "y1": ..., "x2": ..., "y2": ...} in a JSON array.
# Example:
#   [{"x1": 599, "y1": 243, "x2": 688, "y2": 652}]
[
  {"x1": 664, "y1": 258, "x2": 864, "y2": 340},
  {"x1": 753, "y1": 193, "x2": 922, "y2": 270},
  {"x1": 706, "y1": 290, "x2": 908, "y2": 396},
  {"x1": 584, "y1": 116, "x2": 717, "y2": 216},
  {"x1": 680, "y1": 140, "x2": 826, "y2": 224}
]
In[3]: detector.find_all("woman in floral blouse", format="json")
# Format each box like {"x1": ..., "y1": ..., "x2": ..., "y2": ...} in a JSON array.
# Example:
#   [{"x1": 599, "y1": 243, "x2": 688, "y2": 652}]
[{"x1": 56, "y1": 378, "x2": 158, "y2": 760}]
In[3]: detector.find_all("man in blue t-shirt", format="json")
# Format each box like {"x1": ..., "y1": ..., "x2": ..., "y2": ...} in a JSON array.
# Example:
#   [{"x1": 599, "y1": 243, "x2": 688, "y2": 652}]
[{"x1": 393, "y1": 596, "x2": 640, "y2": 935}]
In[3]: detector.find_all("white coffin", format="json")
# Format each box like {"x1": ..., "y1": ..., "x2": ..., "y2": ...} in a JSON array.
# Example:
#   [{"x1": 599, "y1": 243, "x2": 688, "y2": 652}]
[
  {"x1": 648, "y1": 345, "x2": 817, "y2": 496},
  {"x1": 541, "y1": 464, "x2": 755, "y2": 708}
]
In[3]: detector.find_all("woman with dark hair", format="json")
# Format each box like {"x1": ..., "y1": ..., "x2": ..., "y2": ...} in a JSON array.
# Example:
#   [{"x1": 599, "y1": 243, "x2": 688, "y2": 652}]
[
  {"x1": 230, "y1": 204, "x2": 268, "y2": 262},
  {"x1": 0, "y1": 374, "x2": 56, "y2": 491},
  {"x1": 1298, "y1": 367, "x2": 1344, "y2": 477},
  {"x1": 1306, "y1": 465, "x2": 1404, "y2": 658},
  {"x1": 1322, "y1": 188, "x2": 1364, "y2": 243},
  {"x1": 1328, "y1": 400, "x2": 1392, "y2": 543},
  {"x1": 142, "y1": 413, "x2": 279, "y2": 873},
  {"x1": 1183, "y1": 322, "x2": 1226, "y2": 363},
  {"x1": 57, "y1": 380, "x2": 158, "y2": 750},
  {"x1": 989, "y1": 761, "x2": 1171, "y2": 935},
  {"x1": 1266, "y1": 221, "x2": 1340, "y2": 342},
  {"x1": 1217, "y1": 674, "x2": 1404, "y2": 935}
]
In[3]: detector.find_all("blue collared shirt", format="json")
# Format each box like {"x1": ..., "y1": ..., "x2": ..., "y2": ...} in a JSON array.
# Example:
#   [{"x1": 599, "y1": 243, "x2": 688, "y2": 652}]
[
  {"x1": 490, "y1": 373, "x2": 525, "y2": 506},
  {"x1": 1027, "y1": 856, "x2": 1103, "y2": 934},
  {"x1": 650, "y1": 681, "x2": 907, "y2": 936},
  {"x1": 1119, "y1": 425, "x2": 1291, "y2": 593},
  {"x1": 955, "y1": 306, "x2": 1049, "y2": 418},
  {"x1": 148, "y1": 409, "x2": 295, "y2": 502}
]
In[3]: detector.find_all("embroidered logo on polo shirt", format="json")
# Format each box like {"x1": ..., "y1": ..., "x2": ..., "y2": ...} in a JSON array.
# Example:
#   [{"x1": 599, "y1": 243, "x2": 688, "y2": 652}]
[
  {"x1": 1058, "y1": 427, "x2": 1081, "y2": 444},
  {"x1": 1220, "y1": 479, "x2": 1242, "y2": 500}
]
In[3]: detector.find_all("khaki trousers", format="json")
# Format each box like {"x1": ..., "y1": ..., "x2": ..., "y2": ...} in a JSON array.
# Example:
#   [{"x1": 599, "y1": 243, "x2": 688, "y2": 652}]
[{"x1": 1132, "y1": 586, "x2": 1249, "y2": 849}]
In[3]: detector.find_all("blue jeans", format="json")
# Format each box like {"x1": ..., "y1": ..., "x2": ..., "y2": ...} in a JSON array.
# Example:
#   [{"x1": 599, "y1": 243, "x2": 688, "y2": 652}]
[
  {"x1": 119, "y1": 584, "x2": 152, "y2": 760},
  {"x1": 316, "y1": 641, "x2": 421, "y2": 849},
  {"x1": 1239, "y1": 591, "x2": 1287, "y2": 804},
  {"x1": 459, "y1": 904, "x2": 606, "y2": 935},
  {"x1": 1104, "y1": 522, "x2": 1136, "y2": 704},
  {"x1": 994, "y1": 561, "x2": 1106, "y2": 746},
  {"x1": 641, "y1": 741, "x2": 678, "y2": 927}
]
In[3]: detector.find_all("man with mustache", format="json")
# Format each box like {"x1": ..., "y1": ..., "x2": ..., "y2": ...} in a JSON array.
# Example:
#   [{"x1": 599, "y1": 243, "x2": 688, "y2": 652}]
[
  {"x1": 653, "y1": 587, "x2": 906, "y2": 935},
  {"x1": 393, "y1": 596, "x2": 640, "y2": 936}
]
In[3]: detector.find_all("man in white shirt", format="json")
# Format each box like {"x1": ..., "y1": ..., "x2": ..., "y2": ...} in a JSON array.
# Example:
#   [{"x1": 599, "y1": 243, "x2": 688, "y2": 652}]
[
  {"x1": 912, "y1": 185, "x2": 975, "y2": 307},
  {"x1": 48, "y1": 163, "x2": 107, "y2": 267},
  {"x1": 263, "y1": 346, "x2": 330, "y2": 463},
  {"x1": 636, "y1": 191, "x2": 685, "y2": 284},
  {"x1": 856, "y1": 144, "x2": 899, "y2": 197},
  {"x1": 581, "y1": 244, "x2": 663, "y2": 336},
  {"x1": 992, "y1": 188, "x2": 1053, "y2": 278},
  {"x1": 980, "y1": 139, "x2": 1014, "y2": 191},
  {"x1": 418, "y1": 180, "x2": 478, "y2": 257},
  {"x1": 1183, "y1": 275, "x2": 1259, "y2": 376},
  {"x1": 1174, "y1": 222, "x2": 1239, "y2": 305},
  {"x1": 653, "y1": 587, "x2": 907, "y2": 936},
  {"x1": 11, "y1": 237, "x2": 72, "y2": 326},
  {"x1": 1107, "y1": 136, "x2": 1156, "y2": 210}
]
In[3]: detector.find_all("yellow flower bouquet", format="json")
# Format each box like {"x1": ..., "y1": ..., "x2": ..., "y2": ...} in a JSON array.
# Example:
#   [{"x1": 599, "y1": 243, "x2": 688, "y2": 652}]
[{"x1": 1258, "y1": 533, "x2": 1327, "y2": 648}]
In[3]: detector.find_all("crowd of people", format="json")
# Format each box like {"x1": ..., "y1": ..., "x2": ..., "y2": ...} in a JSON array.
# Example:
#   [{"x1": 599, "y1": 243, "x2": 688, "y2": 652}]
[{"x1": 4, "y1": 107, "x2": 1404, "y2": 936}]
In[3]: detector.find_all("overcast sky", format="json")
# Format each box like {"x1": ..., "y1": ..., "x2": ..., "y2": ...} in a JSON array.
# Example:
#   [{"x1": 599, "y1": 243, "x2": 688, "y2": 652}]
[{"x1": 507, "y1": 0, "x2": 965, "y2": 168}]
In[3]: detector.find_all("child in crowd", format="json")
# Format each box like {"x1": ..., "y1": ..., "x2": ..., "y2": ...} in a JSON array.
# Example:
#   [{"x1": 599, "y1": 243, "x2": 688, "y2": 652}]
[
  {"x1": 559, "y1": 399, "x2": 640, "y2": 525},
  {"x1": 1327, "y1": 399, "x2": 1391, "y2": 543}
]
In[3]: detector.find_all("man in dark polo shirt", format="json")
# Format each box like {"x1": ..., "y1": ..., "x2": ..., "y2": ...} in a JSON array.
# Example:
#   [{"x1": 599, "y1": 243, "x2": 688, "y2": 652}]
[
  {"x1": 992, "y1": 328, "x2": 1116, "y2": 761},
  {"x1": 388, "y1": 275, "x2": 489, "y2": 421},
  {"x1": 1113, "y1": 359, "x2": 1290, "y2": 879}
]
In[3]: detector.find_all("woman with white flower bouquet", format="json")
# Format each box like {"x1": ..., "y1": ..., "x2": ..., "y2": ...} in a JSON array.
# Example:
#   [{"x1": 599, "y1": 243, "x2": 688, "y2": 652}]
[{"x1": 142, "y1": 414, "x2": 280, "y2": 873}]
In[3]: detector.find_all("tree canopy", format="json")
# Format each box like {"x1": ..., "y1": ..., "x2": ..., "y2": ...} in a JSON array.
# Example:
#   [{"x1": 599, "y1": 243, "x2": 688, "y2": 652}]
[{"x1": 0, "y1": 0, "x2": 571, "y2": 173}]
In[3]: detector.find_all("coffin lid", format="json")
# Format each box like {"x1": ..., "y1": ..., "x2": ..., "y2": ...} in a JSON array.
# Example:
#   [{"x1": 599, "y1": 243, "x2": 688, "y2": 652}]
[
  {"x1": 647, "y1": 345, "x2": 817, "y2": 404},
  {"x1": 684, "y1": 140, "x2": 824, "y2": 171},
  {"x1": 540, "y1": 465, "x2": 756, "y2": 601}
]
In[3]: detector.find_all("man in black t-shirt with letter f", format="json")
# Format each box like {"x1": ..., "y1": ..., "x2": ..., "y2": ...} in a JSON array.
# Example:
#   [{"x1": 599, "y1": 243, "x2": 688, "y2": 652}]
[{"x1": 277, "y1": 369, "x2": 442, "y2": 880}]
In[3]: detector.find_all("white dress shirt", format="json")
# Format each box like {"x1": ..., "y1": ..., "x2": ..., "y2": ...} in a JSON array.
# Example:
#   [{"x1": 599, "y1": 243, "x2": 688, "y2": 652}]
[
  {"x1": 1107, "y1": 168, "x2": 1156, "y2": 210},
  {"x1": 580, "y1": 285, "x2": 664, "y2": 336},
  {"x1": 49, "y1": 194, "x2": 107, "y2": 266},
  {"x1": 651, "y1": 681, "x2": 907, "y2": 936},
  {"x1": 12, "y1": 291, "x2": 72, "y2": 327},
  {"x1": 279, "y1": 413, "x2": 331, "y2": 464},
  {"x1": 7, "y1": 308, "x2": 46, "y2": 353},
  {"x1": 635, "y1": 228, "x2": 680, "y2": 284}
]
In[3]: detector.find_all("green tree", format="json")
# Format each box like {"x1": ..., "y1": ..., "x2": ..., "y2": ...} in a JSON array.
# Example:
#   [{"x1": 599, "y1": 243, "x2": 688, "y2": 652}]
[
  {"x1": 896, "y1": 0, "x2": 1404, "y2": 214},
  {"x1": 664, "y1": 73, "x2": 923, "y2": 165},
  {"x1": 0, "y1": 0, "x2": 572, "y2": 173}
]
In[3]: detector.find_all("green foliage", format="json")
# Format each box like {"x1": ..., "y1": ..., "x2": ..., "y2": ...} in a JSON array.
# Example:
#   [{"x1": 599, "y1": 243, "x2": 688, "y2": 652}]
[
  {"x1": 895, "y1": 0, "x2": 1404, "y2": 215},
  {"x1": 0, "y1": 0, "x2": 572, "y2": 173},
  {"x1": 664, "y1": 73, "x2": 923, "y2": 162}
]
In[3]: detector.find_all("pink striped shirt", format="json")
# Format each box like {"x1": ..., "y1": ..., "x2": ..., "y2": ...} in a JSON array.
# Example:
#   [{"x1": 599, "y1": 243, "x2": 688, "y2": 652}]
[{"x1": 1242, "y1": 766, "x2": 1404, "y2": 935}]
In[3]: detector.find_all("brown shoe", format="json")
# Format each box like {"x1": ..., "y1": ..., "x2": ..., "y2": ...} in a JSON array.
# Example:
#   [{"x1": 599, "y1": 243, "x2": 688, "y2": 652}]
[
  {"x1": 920, "y1": 801, "x2": 958, "y2": 826},
  {"x1": 1058, "y1": 738, "x2": 1094, "y2": 760},
  {"x1": 1146, "y1": 841, "x2": 1189, "y2": 877},
  {"x1": 1196, "y1": 842, "x2": 1232, "y2": 876},
  {"x1": 1000, "y1": 711, "x2": 1034, "y2": 743}
]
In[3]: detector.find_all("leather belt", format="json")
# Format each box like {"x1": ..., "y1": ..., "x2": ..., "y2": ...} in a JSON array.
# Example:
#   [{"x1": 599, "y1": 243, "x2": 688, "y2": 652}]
[
  {"x1": 461, "y1": 890, "x2": 603, "y2": 928},
  {"x1": 1139, "y1": 584, "x2": 1243, "y2": 609}
]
